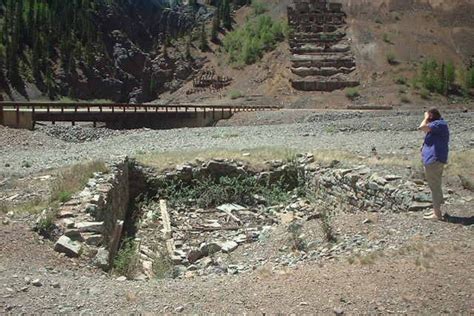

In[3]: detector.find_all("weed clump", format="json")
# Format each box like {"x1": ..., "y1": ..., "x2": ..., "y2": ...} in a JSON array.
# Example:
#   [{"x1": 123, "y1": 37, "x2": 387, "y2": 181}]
[
  {"x1": 386, "y1": 53, "x2": 399, "y2": 65},
  {"x1": 229, "y1": 90, "x2": 244, "y2": 99},
  {"x1": 156, "y1": 156, "x2": 307, "y2": 208},
  {"x1": 113, "y1": 238, "x2": 140, "y2": 279},
  {"x1": 345, "y1": 87, "x2": 360, "y2": 100}
]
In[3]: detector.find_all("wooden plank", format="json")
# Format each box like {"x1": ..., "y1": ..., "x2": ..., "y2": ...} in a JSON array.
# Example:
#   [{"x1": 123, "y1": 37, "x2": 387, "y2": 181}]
[{"x1": 159, "y1": 199, "x2": 175, "y2": 255}]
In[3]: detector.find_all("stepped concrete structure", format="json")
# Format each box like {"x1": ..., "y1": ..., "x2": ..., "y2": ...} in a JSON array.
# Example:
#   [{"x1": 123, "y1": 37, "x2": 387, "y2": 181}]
[{"x1": 288, "y1": 0, "x2": 359, "y2": 91}]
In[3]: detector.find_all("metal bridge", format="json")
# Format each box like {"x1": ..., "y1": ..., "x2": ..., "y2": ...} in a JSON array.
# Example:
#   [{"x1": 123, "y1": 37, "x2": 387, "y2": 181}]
[{"x1": 0, "y1": 102, "x2": 281, "y2": 129}]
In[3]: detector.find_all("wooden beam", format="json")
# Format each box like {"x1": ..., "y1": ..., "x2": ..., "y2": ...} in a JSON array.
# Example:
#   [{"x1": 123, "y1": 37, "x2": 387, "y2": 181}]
[{"x1": 159, "y1": 199, "x2": 175, "y2": 255}]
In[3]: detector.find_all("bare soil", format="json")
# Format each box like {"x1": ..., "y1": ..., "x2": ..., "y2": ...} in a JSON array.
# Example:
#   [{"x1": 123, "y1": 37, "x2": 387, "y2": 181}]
[{"x1": 1, "y1": 193, "x2": 472, "y2": 314}]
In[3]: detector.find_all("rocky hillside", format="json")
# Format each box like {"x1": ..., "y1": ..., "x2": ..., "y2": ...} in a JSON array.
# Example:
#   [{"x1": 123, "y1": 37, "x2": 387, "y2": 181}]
[
  {"x1": 0, "y1": 0, "x2": 211, "y2": 102},
  {"x1": 1, "y1": 0, "x2": 473, "y2": 106}
]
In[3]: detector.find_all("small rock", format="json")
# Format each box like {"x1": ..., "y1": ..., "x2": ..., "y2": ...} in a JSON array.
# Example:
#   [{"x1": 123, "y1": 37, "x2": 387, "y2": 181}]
[
  {"x1": 83, "y1": 234, "x2": 102, "y2": 246},
  {"x1": 408, "y1": 202, "x2": 432, "y2": 212},
  {"x1": 362, "y1": 218, "x2": 373, "y2": 224},
  {"x1": 2, "y1": 218, "x2": 9, "y2": 225},
  {"x1": 116, "y1": 276, "x2": 127, "y2": 282},
  {"x1": 175, "y1": 306, "x2": 185, "y2": 313},
  {"x1": 334, "y1": 307, "x2": 344, "y2": 315},
  {"x1": 187, "y1": 249, "x2": 204, "y2": 264},
  {"x1": 219, "y1": 240, "x2": 238, "y2": 253},
  {"x1": 31, "y1": 279, "x2": 42, "y2": 287},
  {"x1": 93, "y1": 248, "x2": 110, "y2": 271},
  {"x1": 24, "y1": 277, "x2": 31, "y2": 284},
  {"x1": 233, "y1": 234, "x2": 248, "y2": 244},
  {"x1": 199, "y1": 242, "x2": 221, "y2": 256},
  {"x1": 51, "y1": 281, "x2": 60, "y2": 289},
  {"x1": 197, "y1": 257, "x2": 213, "y2": 268},
  {"x1": 75, "y1": 221, "x2": 104, "y2": 233},
  {"x1": 299, "y1": 301, "x2": 309, "y2": 306}
]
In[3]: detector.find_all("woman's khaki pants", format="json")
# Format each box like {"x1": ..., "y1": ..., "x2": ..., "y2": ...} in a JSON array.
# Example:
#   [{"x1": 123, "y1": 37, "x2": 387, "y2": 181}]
[{"x1": 424, "y1": 161, "x2": 445, "y2": 210}]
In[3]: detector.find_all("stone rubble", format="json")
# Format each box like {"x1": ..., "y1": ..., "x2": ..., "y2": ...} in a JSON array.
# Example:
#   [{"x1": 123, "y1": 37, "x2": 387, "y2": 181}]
[{"x1": 34, "y1": 154, "x2": 438, "y2": 280}]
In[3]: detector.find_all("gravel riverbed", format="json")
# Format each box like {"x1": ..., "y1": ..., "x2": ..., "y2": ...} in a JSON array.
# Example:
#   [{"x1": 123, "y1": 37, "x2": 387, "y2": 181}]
[
  {"x1": 1, "y1": 110, "x2": 473, "y2": 177},
  {"x1": 0, "y1": 109, "x2": 473, "y2": 314}
]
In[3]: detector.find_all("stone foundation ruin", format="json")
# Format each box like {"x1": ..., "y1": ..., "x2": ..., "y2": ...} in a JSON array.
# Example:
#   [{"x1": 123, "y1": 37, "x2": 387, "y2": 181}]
[
  {"x1": 288, "y1": 0, "x2": 359, "y2": 91},
  {"x1": 39, "y1": 155, "x2": 434, "y2": 280}
]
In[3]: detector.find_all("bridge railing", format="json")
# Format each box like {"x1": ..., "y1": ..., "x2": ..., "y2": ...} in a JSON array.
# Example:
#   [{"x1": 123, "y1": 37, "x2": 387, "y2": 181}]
[
  {"x1": 0, "y1": 102, "x2": 281, "y2": 129},
  {"x1": 0, "y1": 102, "x2": 281, "y2": 113}
]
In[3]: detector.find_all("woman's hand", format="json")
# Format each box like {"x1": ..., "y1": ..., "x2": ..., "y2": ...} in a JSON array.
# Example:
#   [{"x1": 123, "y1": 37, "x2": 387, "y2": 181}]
[{"x1": 418, "y1": 112, "x2": 432, "y2": 133}]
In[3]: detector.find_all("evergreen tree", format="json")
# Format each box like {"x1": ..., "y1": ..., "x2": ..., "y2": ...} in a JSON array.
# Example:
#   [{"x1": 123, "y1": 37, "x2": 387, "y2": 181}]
[
  {"x1": 222, "y1": 0, "x2": 232, "y2": 30},
  {"x1": 185, "y1": 35, "x2": 192, "y2": 59},
  {"x1": 199, "y1": 24, "x2": 208, "y2": 51},
  {"x1": 211, "y1": 12, "x2": 220, "y2": 42}
]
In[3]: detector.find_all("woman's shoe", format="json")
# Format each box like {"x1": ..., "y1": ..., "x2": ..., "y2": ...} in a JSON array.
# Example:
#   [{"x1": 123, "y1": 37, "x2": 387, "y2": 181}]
[{"x1": 423, "y1": 213, "x2": 444, "y2": 221}]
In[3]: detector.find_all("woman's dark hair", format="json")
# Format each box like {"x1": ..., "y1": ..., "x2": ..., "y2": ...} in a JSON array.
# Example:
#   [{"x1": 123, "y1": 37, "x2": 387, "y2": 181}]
[{"x1": 428, "y1": 108, "x2": 442, "y2": 122}]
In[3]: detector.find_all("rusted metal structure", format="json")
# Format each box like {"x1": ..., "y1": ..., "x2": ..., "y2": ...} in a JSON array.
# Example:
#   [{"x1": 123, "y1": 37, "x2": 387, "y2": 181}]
[
  {"x1": 288, "y1": 0, "x2": 359, "y2": 91},
  {"x1": 0, "y1": 102, "x2": 280, "y2": 130}
]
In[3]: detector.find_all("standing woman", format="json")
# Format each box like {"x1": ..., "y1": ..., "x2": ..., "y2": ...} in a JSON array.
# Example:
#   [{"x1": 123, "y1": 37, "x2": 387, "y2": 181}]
[{"x1": 418, "y1": 108, "x2": 450, "y2": 221}]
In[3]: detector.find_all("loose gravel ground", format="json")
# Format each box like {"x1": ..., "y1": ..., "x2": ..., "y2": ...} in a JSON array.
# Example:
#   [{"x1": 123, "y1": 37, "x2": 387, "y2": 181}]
[
  {"x1": 0, "y1": 109, "x2": 473, "y2": 314},
  {"x1": 1, "y1": 110, "x2": 473, "y2": 177}
]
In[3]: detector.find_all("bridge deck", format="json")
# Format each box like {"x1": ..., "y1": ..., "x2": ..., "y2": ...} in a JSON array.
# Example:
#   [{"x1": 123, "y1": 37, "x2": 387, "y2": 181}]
[{"x1": 0, "y1": 102, "x2": 281, "y2": 129}]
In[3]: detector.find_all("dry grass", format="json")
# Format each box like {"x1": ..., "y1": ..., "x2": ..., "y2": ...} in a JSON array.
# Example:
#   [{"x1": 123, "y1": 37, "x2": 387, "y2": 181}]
[
  {"x1": 395, "y1": 240, "x2": 435, "y2": 270},
  {"x1": 50, "y1": 160, "x2": 108, "y2": 203},
  {"x1": 136, "y1": 148, "x2": 473, "y2": 179},
  {"x1": 1, "y1": 161, "x2": 107, "y2": 215},
  {"x1": 136, "y1": 147, "x2": 297, "y2": 171},
  {"x1": 0, "y1": 198, "x2": 51, "y2": 215}
]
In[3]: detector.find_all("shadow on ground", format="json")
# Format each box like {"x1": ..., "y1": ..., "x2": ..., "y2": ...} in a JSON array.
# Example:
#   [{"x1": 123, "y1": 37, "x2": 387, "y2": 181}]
[{"x1": 444, "y1": 213, "x2": 474, "y2": 226}]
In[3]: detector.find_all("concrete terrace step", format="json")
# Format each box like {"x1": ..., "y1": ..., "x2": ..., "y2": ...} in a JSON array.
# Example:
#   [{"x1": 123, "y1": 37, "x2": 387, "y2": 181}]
[
  {"x1": 290, "y1": 44, "x2": 351, "y2": 54},
  {"x1": 291, "y1": 66, "x2": 356, "y2": 77},
  {"x1": 291, "y1": 79, "x2": 359, "y2": 92}
]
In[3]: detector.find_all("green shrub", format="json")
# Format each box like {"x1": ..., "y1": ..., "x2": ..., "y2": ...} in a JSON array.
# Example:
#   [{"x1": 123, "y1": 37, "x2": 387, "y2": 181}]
[
  {"x1": 34, "y1": 207, "x2": 59, "y2": 239},
  {"x1": 395, "y1": 76, "x2": 407, "y2": 85},
  {"x1": 400, "y1": 95, "x2": 411, "y2": 103},
  {"x1": 229, "y1": 90, "x2": 243, "y2": 99},
  {"x1": 157, "y1": 161, "x2": 306, "y2": 208},
  {"x1": 345, "y1": 87, "x2": 360, "y2": 100},
  {"x1": 420, "y1": 88, "x2": 431, "y2": 100},
  {"x1": 387, "y1": 53, "x2": 398, "y2": 65},
  {"x1": 464, "y1": 67, "x2": 474, "y2": 92},
  {"x1": 223, "y1": 15, "x2": 287, "y2": 67},
  {"x1": 418, "y1": 59, "x2": 456, "y2": 95},
  {"x1": 320, "y1": 208, "x2": 336, "y2": 242},
  {"x1": 251, "y1": 0, "x2": 267, "y2": 15},
  {"x1": 113, "y1": 238, "x2": 140, "y2": 278},
  {"x1": 58, "y1": 191, "x2": 73, "y2": 203},
  {"x1": 383, "y1": 33, "x2": 392, "y2": 44}
]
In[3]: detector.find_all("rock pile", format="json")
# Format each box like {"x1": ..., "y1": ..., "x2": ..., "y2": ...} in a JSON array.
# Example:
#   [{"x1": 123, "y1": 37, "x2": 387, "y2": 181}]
[{"x1": 37, "y1": 126, "x2": 126, "y2": 143}]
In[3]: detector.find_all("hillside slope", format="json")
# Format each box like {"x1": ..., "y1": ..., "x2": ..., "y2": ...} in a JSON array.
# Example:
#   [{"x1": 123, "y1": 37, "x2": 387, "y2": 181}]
[
  {"x1": 0, "y1": 0, "x2": 208, "y2": 102},
  {"x1": 167, "y1": 0, "x2": 474, "y2": 108},
  {"x1": 1, "y1": 0, "x2": 473, "y2": 107}
]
